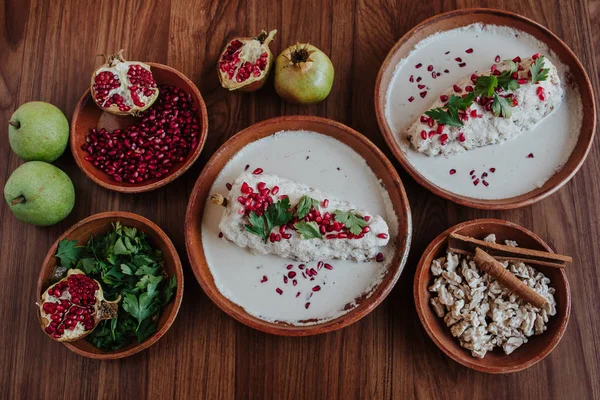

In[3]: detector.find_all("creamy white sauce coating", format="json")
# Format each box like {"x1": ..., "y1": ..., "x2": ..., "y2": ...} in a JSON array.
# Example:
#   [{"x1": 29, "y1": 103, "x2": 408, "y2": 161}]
[
  {"x1": 385, "y1": 24, "x2": 582, "y2": 200},
  {"x1": 201, "y1": 130, "x2": 400, "y2": 325}
]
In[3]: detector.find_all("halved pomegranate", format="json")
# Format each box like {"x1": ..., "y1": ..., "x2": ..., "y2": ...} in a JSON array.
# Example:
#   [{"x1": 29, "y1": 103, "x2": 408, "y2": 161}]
[
  {"x1": 37, "y1": 269, "x2": 120, "y2": 342},
  {"x1": 90, "y1": 49, "x2": 159, "y2": 116},
  {"x1": 217, "y1": 30, "x2": 277, "y2": 92}
]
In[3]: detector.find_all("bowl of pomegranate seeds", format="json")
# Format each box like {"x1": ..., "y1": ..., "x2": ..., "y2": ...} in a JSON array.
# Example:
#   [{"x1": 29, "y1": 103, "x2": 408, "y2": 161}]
[
  {"x1": 71, "y1": 63, "x2": 208, "y2": 193},
  {"x1": 36, "y1": 211, "x2": 184, "y2": 359}
]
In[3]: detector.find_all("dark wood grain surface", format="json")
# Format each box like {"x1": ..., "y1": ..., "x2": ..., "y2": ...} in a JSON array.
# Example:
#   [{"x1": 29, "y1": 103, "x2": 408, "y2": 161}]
[{"x1": 1, "y1": 0, "x2": 599, "y2": 399}]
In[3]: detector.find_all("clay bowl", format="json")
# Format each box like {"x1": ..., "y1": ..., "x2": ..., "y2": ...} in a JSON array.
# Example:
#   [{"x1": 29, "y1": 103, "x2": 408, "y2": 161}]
[
  {"x1": 414, "y1": 219, "x2": 570, "y2": 373},
  {"x1": 185, "y1": 115, "x2": 412, "y2": 336},
  {"x1": 36, "y1": 212, "x2": 184, "y2": 359},
  {"x1": 374, "y1": 8, "x2": 596, "y2": 209},
  {"x1": 70, "y1": 63, "x2": 208, "y2": 193}
]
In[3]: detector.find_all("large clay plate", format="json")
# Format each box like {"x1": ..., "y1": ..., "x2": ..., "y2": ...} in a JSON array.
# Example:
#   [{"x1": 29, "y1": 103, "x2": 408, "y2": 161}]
[
  {"x1": 375, "y1": 8, "x2": 596, "y2": 209},
  {"x1": 414, "y1": 219, "x2": 570, "y2": 373},
  {"x1": 185, "y1": 116, "x2": 412, "y2": 335}
]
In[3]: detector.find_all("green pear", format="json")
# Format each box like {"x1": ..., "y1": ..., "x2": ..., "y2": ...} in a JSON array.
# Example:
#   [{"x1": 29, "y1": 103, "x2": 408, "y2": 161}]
[
  {"x1": 8, "y1": 101, "x2": 69, "y2": 162},
  {"x1": 4, "y1": 162, "x2": 75, "y2": 226}
]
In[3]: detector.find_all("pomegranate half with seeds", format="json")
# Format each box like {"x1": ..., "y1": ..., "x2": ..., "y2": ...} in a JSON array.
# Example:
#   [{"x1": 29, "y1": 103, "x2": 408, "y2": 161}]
[
  {"x1": 90, "y1": 50, "x2": 159, "y2": 116},
  {"x1": 37, "y1": 269, "x2": 120, "y2": 342},
  {"x1": 217, "y1": 29, "x2": 277, "y2": 92}
]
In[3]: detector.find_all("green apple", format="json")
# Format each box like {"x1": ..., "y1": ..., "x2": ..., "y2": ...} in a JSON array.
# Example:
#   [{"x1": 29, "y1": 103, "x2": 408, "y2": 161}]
[
  {"x1": 4, "y1": 162, "x2": 75, "y2": 226},
  {"x1": 8, "y1": 101, "x2": 69, "y2": 162}
]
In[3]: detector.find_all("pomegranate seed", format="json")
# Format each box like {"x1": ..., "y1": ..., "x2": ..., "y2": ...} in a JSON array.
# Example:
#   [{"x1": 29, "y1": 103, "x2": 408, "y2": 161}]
[
  {"x1": 527, "y1": 153, "x2": 534, "y2": 158},
  {"x1": 444, "y1": 69, "x2": 449, "y2": 73},
  {"x1": 408, "y1": 96, "x2": 414, "y2": 102},
  {"x1": 483, "y1": 180, "x2": 489, "y2": 187},
  {"x1": 427, "y1": 65, "x2": 434, "y2": 71},
  {"x1": 252, "y1": 168, "x2": 263, "y2": 175},
  {"x1": 432, "y1": 72, "x2": 437, "y2": 79},
  {"x1": 305, "y1": 302, "x2": 311, "y2": 309},
  {"x1": 453, "y1": 85, "x2": 462, "y2": 93},
  {"x1": 470, "y1": 109, "x2": 478, "y2": 118},
  {"x1": 416, "y1": 76, "x2": 422, "y2": 82},
  {"x1": 512, "y1": 56, "x2": 521, "y2": 63},
  {"x1": 420, "y1": 130, "x2": 427, "y2": 140},
  {"x1": 376, "y1": 253, "x2": 384, "y2": 262},
  {"x1": 286, "y1": 264, "x2": 294, "y2": 270},
  {"x1": 449, "y1": 169, "x2": 456, "y2": 175},
  {"x1": 415, "y1": 63, "x2": 422, "y2": 68},
  {"x1": 470, "y1": 169, "x2": 475, "y2": 175},
  {"x1": 364, "y1": 216, "x2": 371, "y2": 221},
  {"x1": 439, "y1": 133, "x2": 448, "y2": 144},
  {"x1": 473, "y1": 179, "x2": 480, "y2": 186},
  {"x1": 466, "y1": 48, "x2": 473, "y2": 54},
  {"x1": 440, "y1": 95, "x2": 449, "y2": 102},
  {"x1": 420, "y1": 91, "x2": 427, "y2": 98},
  {"x1": 271, "y1": 185, "x2": 279, "y2": 195},
  {"x1": 218, "y1": 232, "x2": 223, "y2": 238},
  {"x1": 312, "y1": 285, "x2": 321, "y2": 292},
  {"x1": 455, "y1": 57, "x2": 462, "y2": 62},
  {"x1": 532, "y1": 53, "x2": 540, "y2": 60},
  {"x1": 260, "y1": 276, "x2": 268, "y2": 283},
  {"x1": 420, "y1": 115, "x2": 430, "y2": 123},
  {"x1": 418, "y1": 84, "x2": 426, "y2": 89},
  {"x1": 436, "y1": 124, "x2": 445, "y2": 134},
  {"x1": 465, "y1": 86, "x2": 473, "y2": 92},
  {"x1": 288, "y1": 271, "x2": 296, "y2": 278},
  {"x1": 490, "y1": 167, "x2": 496, "y2": 173},
  {"x1": 283, "y1": 276, "x2": 288, "y2": 284},
  {"x1": 458, "y1": 132, "x2": 466, "y2": 142},
  {"x1": 245, "y1": 164, "x2": 249, "y2": 171},
  {"x1": 409, "y1": 75, "x2": 414, "y2": 82},
  {"x1": 458, "y1": 63, "x2": 466, "y2": 68},
  {"x1": 377, "y1": 233, "x2": 388, "y2": 239},
  {"x1": 276, "y1": 288, "x2": 283, "y2": 295},
  {"x1": 322, "y1": 199, "x2": 329, "y2": 207},
  {"x1": 428, "y1": 119, "x2": 434, "y2": 127},
  {"x1": 494, "y1": 55, "x2": 501, "y2": 63},
  {"x1": 428, "y1": 131, "x2": 435, "y2": 138}
]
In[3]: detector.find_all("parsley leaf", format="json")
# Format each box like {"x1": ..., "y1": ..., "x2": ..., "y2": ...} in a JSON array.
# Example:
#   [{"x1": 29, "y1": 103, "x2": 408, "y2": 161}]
[
  {"x1": 245, "y1": 198, "x2": 293, "y2": 242},
  {"x1": 492, "y1": 93, "x2": 513, "y2": 118},
  {"x1": 424, "y1": 107, "x2": 462, "y2": 127},
  {"x1": 162, "y1": 275, "x2": 177, "y2": 304},
  {"x1": 294, "y1": 221, "x2": 323, "y2": 239},
  {"x1": 297, "y1": 195, "x2": 319, "y2": 219},
  {"x1": 424, "y1": 94, "x2": 475, "y2": 127},
  {"x1": 474, "y1": 75, "x2": 498, "y2": 97},
  {"x1": 333, "y1": 210, "x2": 368, "y2": 235},
  {"x1": 122, "y1": 292, "x2": 158, "y2": 329},
  {"x1": 55, "y1": 239, "x2": 82, "y2": 268},
  {"x1": 530, "y1": 55, "x2": 549, "y2": 83}
]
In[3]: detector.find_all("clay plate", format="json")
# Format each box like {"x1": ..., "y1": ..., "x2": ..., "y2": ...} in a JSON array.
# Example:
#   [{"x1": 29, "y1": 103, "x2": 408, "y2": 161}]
[
  {"x1": 70, "y1": 63, "x2": 209, "y2": 193},
  {"x1": 374, "y1": 8, "x2": 596, "y2": 209},
  {"x1": 185, "y1": 116, "x2": 412, "y2": 336},
  {"x1": 37, "y1": 212, "x2": 184, "y2": 359},
  {"x1": 414, "y1": 219, "x2": 570, "y2": 373}
]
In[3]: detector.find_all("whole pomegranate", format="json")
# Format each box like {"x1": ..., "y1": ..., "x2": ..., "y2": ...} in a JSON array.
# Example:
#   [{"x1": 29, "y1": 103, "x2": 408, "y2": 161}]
[
  {"x1": 217, "y1": 30, "x2": 277, "y2": 92},
  {"x1": 274, "y1": 43, "x2": 334, "y2": 104},
  {"x1": 90, "y1": 50, "x2": 159, "y2": 116},
  {"x1": 38, "y1": 269, "x2": 120, "y2": 342}
]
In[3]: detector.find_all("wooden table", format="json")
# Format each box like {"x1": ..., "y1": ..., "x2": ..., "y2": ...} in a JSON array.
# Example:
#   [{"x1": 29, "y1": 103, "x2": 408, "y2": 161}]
[{"x1": 1, "y1": 1, "x2": 599, "y2": 399}]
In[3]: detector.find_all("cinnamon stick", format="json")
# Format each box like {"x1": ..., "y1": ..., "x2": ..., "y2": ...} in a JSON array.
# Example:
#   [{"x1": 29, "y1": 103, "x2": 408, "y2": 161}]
[
  {"x1": 449, "y1": 233, "x2": 571, "y2": 269},
  {"x1": 473, "y1": 247, "x2": 548, "y2": 309}
]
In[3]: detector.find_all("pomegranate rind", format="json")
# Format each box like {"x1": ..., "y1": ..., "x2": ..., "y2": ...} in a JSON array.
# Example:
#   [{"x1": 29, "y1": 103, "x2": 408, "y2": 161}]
[
  {"x1": 90, "y1": 50, "x2": 160, "y2": 116},
  {"x1": 37, "y1": 269, "x2": 120, "y2": 342},
  {"x1": 217, "y1": 30, "x2": 277, "y2": 93}
]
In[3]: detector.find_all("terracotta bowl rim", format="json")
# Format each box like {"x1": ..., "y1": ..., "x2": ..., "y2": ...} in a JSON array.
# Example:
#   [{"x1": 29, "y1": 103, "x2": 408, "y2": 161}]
[
  {"x1": 374, "y1": 7, "x2": 597, "y2": 210},
  {"x1": 36, "y1": 211, "x2": 184, "y2": 360},
  {"x1": 70, "y1": 62, "x2": 209, "y2": 193},
  {"x1": 413, "y1": 218, "x2": 571, "y2": 373},
  {"x1": 185, "y1": 115, "x2": 413, "y2": 336}
]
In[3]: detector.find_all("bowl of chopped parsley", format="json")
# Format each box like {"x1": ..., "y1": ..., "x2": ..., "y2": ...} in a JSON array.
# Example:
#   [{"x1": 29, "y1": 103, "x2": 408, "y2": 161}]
[{"x1": 36, "y1": 211, "x2": 183, "y2": 359}]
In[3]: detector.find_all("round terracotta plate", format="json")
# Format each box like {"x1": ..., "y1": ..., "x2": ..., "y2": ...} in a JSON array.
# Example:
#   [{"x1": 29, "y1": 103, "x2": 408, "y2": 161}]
[
  {"x1": 414, "y1": 219, "x2": 570, "y2": 373},
  {"x1": 375, "y1": 8, "x2": 596, "y2": 209},
  {"x1": 70, "y1": 63, "x2": 209, "y2": 193},
  {"x1": 185, "y1": 116, "x2": 412, "y2": 335}
]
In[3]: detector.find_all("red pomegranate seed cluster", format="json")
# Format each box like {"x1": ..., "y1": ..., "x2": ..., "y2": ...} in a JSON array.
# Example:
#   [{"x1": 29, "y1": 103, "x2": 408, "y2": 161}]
[
  {"x1": 43, "y1": 274, "x2": 99, "y2": 338},
  {"x1": 92, "y1": 71, "x2": 121, "y2": 105},
  {"x1": 82, "y1": 85, "x2": 201, "y2": 184},
  {"x1": 218, "y1": 39, "x2": 268, "y2": 82}
]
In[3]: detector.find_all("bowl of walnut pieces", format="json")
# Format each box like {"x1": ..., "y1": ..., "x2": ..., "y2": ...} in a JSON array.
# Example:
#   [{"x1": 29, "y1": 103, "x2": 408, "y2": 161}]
[{"x1": 414, "y1": 219, "x2": 571, "y2": 374}]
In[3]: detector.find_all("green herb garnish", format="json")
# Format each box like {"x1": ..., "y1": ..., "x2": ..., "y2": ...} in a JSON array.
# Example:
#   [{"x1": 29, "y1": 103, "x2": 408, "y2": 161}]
[
  {"x1": 530, "y1": 55, "x2": 549, "y2": 83},
  {"x1": 294, "y1": 221, "x2": 323, "y2": 239},
  {"x1": 425, "y1": 94, "x2": 475, "y2": 127},
  {"x1": 491, "y1": 93, "x2": 513, "y2": 118},
  {"x1": 333, "y1": 210, "x2": 368, "y2": 235},
  {"x1": 53, "y1": 222, "x2": 177, "y2": 351},
  {"x1": 296, "y1": 195, "x2": 319, "y2": 219},
  {"x1": 245, "y1": 197, "x2": 293, "y2": 242}
]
